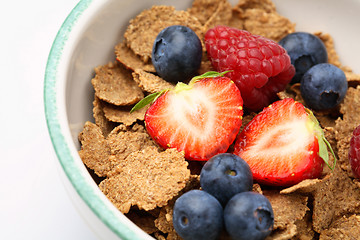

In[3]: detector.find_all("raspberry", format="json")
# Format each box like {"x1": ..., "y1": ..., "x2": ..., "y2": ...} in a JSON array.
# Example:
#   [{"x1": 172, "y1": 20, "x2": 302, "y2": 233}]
[
  {"x1": 205, "y1": 26, "x2": 295, "y2": 111},
  {"x1": 349, "y1": 125, "x2": 360, "y2": 179}
]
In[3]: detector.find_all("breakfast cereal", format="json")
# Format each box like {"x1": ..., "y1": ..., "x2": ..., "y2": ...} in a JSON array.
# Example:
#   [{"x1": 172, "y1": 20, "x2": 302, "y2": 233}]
[
  {"x1": 79, "y1": 121, "x2": 112, "y2": 177},
  {"x1": 99, "y1": 147, "x2": 190, "y2": 213},
  {"x1": 102, "y1": 101, "x2": 148, "y2": 126},
  {"x1": 124, "y1": 6, "x2": 204, "y2": 62},
  {"x1": 92, "y1": 61, "x2": 144, "y2": 106},
  {"x1": 188, "y1": 0, "x2": 232, "y2": 30},
  {"x1": 263, "y1": 190, "x2": 309, "y2": 239},
  {"x1": 132, "y1": 69, "x2": 174, "y2": 94},
  {"x1": 105, "y1": 124, "x2": 159, "y2": 177},
  {"x1": 115, "y1": 42, "x2": 156, "y2": 72},
  {"x1": 92, "y1": 96, "x2": 118, "y2": 137},
  {"x1": 77, "y1": 0, "x2": 360, "y2": 239},
  {"x1": 235, "y1": 0, "x2": 276, "y2": 12},
  {"x1": 319, "y1": 215, "x2": 360, "y2": 240},
  {"x1": 229, "y1": 0, "x2": 294, "y2": 41}
]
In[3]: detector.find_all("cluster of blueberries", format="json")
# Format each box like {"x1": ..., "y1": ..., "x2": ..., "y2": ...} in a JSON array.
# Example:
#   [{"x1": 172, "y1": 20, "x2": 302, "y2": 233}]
[
  {"x1": 172, "y1": 153, "x2": 274, "y2": 240},
  {"x1": 279, "y1": 32, "x2": 348, "y2": 110}
]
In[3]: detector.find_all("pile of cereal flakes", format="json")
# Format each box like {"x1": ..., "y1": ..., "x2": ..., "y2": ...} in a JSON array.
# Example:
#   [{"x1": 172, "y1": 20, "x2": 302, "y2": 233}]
[{"x1": 78, "y1": 0, "x2": 360, "y2": 239}]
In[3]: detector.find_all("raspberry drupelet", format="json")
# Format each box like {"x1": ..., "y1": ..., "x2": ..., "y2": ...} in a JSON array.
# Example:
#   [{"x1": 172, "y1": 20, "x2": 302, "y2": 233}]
[{"x1": 205, "y1": 26, "x2": 295, "y2": 112}]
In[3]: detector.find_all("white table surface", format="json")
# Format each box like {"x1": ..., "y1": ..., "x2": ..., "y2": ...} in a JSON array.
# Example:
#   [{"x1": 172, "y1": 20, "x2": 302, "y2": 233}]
[{"x1": 1, "y1": 1, "x2": 99, "y2": 239}]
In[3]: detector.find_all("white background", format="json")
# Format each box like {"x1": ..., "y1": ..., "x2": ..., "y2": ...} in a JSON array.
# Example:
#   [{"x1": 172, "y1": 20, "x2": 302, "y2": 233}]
[{"x1": 1, "y1": 0, "x2": 98, "y2": 239}]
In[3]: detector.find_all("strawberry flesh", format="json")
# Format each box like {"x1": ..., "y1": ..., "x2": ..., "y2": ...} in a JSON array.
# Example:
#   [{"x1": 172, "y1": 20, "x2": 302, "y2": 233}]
[
  {"x1": 145, "y1": 76, "x2": 243, "y2": 161},
  {"x1": 233, "y1": 98, "x2": 324, "y2": 186}
]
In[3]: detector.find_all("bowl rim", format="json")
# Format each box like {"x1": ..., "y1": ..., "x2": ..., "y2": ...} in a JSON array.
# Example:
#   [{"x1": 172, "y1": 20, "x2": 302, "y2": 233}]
[{"x1": 43, "y1": 0, "x2": 153, "y2": 239}]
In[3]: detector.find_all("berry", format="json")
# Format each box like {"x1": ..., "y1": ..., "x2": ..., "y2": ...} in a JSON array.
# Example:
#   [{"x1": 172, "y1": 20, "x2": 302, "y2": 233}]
[
  {"x1": 224, "y1": 192, "x2": 274, "y2": 240},
  {"x1": 349, "y1": 125, "x2": 360, "y2": 179},
  {"x1": 300, "y1": 63, "x2": 348, "y2": 110},
  {"x1": 205, "y1": 26, "x2": 295, "y2": 112},
  {"x1": 233, "y1": 98, "x2": 335, "y2": 186},
  {"x1": 279, "y1": 32, "x2": 328, "y2": 84},
  {"x1": 200, "y1": 153, "x2": 253, "y2": 205},
  {"x1": 172, "y1": 190, "x2": 223, "y2": 240},
  {"x1": 152, "y1": 25, "x2": 202, "y2": 83},
  {"x1": 139, "y1": 71, "x2": 243, "y2": 161}
]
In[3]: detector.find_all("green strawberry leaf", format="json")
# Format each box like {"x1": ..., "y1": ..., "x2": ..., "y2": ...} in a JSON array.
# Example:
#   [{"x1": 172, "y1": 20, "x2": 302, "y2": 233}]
[
  {"x1": 190, "y1": 70, "x2": 232, "y2": 84},
  {"x1": 130, "y1": 89, "x2": 168, "y2": 113},
  {"x1": 306, "y1": 108, "x2": 337, "y2": 170}
]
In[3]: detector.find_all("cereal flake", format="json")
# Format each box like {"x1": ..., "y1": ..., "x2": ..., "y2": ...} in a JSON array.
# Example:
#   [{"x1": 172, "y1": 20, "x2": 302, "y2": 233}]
[
  {"x1": 132, "y1": 69, "x2": 174, "y2": 94},
  {"x1": 311, "y1": 167, "x2": 360, "y2": 232},
  {"x1": 115, "y1": 42, "x2": 156, "y2": 72},
  {"x1": 124, "y1": 6, "x2": 203, "y2": 63},
  {"x1": 78, "y1": 121, "x2": 112, "y2": 177},
  {"x1": 125, "y1": 209, "x2": 159, "y2": 234},
  {"x1": 243, "y1": 9, "x2": 295, "y2": 42},
  {"x1": 93, "y1": 96, "x2": 118, "y2": 137},
  {"x1": 99, "y1": 147, "x2": 190, "y2": 213},
  {"x1": 319, "y1": 215, "x2": 360, "y2": 240},
  {"x1": 235, "y1": 0, "x2": 277, "y2": 13},
  {"x1": 105, "y1": 124, "x2": 159, "y2": 177},
  {"x1": 264, "y1": 190, "x2": 309, "y2": 232},
  {"x1": 102, "y1": 101, "x2": 148, "y2": 126},
  {"x1": 188, "y1": 0, "x2": 231, "y2": 25},
  {"x1": 92, "y1": 61, "x2": 144, "y2": 106}
]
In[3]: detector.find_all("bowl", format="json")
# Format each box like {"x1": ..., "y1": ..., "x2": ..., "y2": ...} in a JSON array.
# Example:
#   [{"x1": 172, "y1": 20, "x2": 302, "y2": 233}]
[{"x1": 44, "y1": 0, "x2": 360, "y2": 239}]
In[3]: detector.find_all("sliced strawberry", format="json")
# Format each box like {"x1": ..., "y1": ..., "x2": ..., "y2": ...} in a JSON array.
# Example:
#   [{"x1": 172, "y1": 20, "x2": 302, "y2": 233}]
[
  {"x1": 141, "y1": 72, "x2": 243, "y2": 161},
  {"x1": 233, "y1": 98, "x2": 335, "y2": 186}
]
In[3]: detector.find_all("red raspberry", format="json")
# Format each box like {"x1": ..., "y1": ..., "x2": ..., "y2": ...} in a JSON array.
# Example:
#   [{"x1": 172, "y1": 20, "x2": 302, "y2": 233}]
[
  {"x1": 349, "y1": 125, "x2": 360, "y2": 179},
  {"x1": 205, "y1": 26, "x2": 295, "y2": 111}
]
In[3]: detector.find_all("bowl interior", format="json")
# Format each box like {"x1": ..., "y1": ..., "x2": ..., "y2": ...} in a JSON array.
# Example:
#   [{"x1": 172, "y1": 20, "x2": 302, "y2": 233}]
[{"x1": 46, "y1": 0, "x2": 360, "y2": 239}]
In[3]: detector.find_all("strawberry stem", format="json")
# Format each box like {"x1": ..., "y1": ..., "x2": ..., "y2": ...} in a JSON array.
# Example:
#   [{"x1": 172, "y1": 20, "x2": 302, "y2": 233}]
[{"x1": 174, "y1": 82, "x2": 193, "y2": 93}]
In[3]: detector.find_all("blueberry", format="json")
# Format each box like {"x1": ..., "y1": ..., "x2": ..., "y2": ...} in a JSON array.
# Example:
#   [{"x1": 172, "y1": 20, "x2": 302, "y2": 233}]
[
  {"x1": 279, "y1": 32, "x2": 328, "y2": 84},
  {"x1": 172, "y1": 190, "x2": 223, "y2": 240},
  {"x1": 152, "y1": 25, "x2": 202, "y2": 83},
  {"x1": 200, "y1": 153, "x2": 253, "y2": 206},
  {"x1": 300, "y1": 63, "x2": 348, "y2": 110},
  {"x1": 224, "y1": 192, "x2": 274, "y2": 240}
]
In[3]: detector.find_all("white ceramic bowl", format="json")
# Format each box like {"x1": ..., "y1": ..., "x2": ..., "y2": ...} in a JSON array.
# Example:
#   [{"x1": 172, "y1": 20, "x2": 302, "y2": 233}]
[{"x1": 44, "y1": 0, "x2": 360, "y2": 239}]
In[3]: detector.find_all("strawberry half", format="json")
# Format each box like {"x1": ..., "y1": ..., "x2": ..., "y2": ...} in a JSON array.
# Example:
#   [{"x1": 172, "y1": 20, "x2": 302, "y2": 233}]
[
  {"x1": 233, "y1": 98, "x2": 335, "y2": 186},
  {"x1": 133, "y1": 72, "x2": 243, "y2": 161}
]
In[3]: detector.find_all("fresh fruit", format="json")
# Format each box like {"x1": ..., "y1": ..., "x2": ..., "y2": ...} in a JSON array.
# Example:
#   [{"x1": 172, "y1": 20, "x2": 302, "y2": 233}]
[
  {"x1": 349, "y1": 125, "x2": 360, "y2": 179},
  {"x1": 135, "y1": 71, "x2": 243, "y2": 161},
  {"x1": 200, "y1": 153, "x2": 253, "y2": 205},
  {"x1": 204, "y1": 26, "x2": 295, "y2": 111},
  {"x1": 233, "y1": 98, "x2": 335, "y2": 186},
  {"x1": 152, "y1": 25, "x2": 202, "y2": 83},
  {"x1": 172, "y1": 190, "x2": 223, "y2": 240},
  {"x1": 300, "y1": 63, "x2": 348, "y2": 110},
  {"x1": 224, "y1": 191, "x2": 274, "y2": 240},
  {"x1": 279, "y1": 32, "x2": 328, "y2": 84}
]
